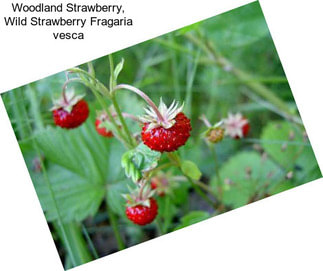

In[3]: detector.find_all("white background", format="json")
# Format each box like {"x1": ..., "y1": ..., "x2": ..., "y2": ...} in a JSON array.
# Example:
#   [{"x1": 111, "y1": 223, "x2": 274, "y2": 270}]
[{"x1": 1, "y1": 0, "x2": 323, "y2": 270}]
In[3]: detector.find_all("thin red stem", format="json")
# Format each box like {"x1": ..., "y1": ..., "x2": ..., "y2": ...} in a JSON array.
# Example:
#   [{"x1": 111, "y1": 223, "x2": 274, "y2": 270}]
[
  {"x1": 114, "y1": 84, "x2": 166, "y2": 123},
  {"x1": 110, "y1": 112, "x2": 143, "y2": 123},
  {"x1": 138, "y1": 180, "x2": 145, "y2": 200}
]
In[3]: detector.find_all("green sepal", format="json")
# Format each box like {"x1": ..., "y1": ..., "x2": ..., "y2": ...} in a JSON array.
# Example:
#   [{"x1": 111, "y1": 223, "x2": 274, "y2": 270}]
[
  {"x1": 114, "y1": 58, "x2": 124, "y2": 81},
  {"x1": 121, "y1": 143, "x2": 161, "y2": 182}
]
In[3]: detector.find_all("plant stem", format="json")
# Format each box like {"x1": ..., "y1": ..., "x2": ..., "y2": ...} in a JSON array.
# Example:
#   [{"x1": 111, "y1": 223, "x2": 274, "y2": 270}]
[
  {"x1": 186, "y1": 176, "x2": 215, "y2": 208},
  {"x1": 81, "y1": 224, "x2": 99, "y2": 259},
  {"x1": 210, "y1": 145, "x2": 223, "y2": 201},
  {"x1": 185, "y1": 32, "x2": 302, "y2": 125},
  {"x1": 149, "y1": 162, "x2": 173, "y2": 175},
  {"x1": 162, "y1": 195, "x2": 171, "y2": 233},
  {"x1": 54, "y1": 222, "x2": 92, "y2": 266},
  {"x1": 106, "y1": 202, "x2": 125, "y2": 250},
  {"x1": 108, "y1": 54, "x2": 115, "y2": 91},
  {"x1": 108, "y1": 55, "x2": 137, "y2": 148},
  {"x1": 155, "y1": 218, "x2": 163, "y2": 236},
  {"x1": 119, "y1": 112, "x2": 142, "y2": 123},
  {"x1": 199, "y1": 114, "x2": 212, "y2": 128},
  {"x1": 88, "y1": 82, "x2": 131, "y2": 148},
  {"x1": 17, "y1": 87, "x2": 79, "y2": 267},
  {"x1": 114, "y1": 84, "x2": 166, "y2": 123},
  {"x1": 68, "y1": 69, "x2": 131, "y2": 148},
  {"x1": 62, "y1": 78, "x2": 83, "y2": 92},
  {"x1": 185, "y1": 50, "x2": 199, "y2": 117},
  {"x1": 167, "y1": 152, "x2": 216, "y2": 209},
  {"x1": 111, "y1": 94, "x2": 137, "y2": 148},
  {"x1": 68, "y1": 67, "x2": 110, "y2": 96},
  {"x1": 87, "y1": 62, "x2": 95, "y2": 77},
  {"x1": 196, "y1": 180, "x2": 217, "y2": 197},
  {"x1": 27, "y1": 83, "x2": 44, "y2": 131},
  {"x1": 10, "y1": 89, "x2": 29, "y2": 139}
]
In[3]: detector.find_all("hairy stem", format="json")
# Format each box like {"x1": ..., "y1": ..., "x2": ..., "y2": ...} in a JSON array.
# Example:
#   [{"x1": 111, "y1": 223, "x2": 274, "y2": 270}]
[
  {"x1": 111, "y1": 94, "x2": 137, "y2": 148},
  {"x1": 67, "y1": 68, "x2": 131, "y2": 148},
  {"x1": 108, "y1": 55, "x2": 137, "y2": 148},
  {"x1": 62, "y1": 78, "x2": 83, "y2": 92},
  {"x1": 114, "y1": 84, "x2": 166, "y2": 123}
]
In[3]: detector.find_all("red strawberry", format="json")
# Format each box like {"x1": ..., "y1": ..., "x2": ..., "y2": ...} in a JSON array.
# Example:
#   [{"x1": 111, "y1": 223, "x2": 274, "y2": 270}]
[
  {"x1": 53, "y1": 100, "x2": 89, "y2": 129},
  {"x1": 150, "y1": 176, "x2": 169, "y2": 197},
  {"x1": 95, "y1": 119, "x2": 113, "y2": 137},
  {"x1": 51, "y1": 90, "x2": 89, "y2": 129},
  {"x1": 126, "y1": 198, "x2": 158, "y2": 226},
  {"x1": 223, "y1": 113, "x2": 250, "y2": 139},
  {"x1": 150, "y1": 180, "x2": 158, "y2": 190},
  {"x1": 140, "y1": 99, "x2": 191, "y2": 152},
  {"x1": 238, "y1": 120, "x2": 250, "y2": 139},
  {"x1": 95, "y1": 111, "x2": 114, "y2": 138}
]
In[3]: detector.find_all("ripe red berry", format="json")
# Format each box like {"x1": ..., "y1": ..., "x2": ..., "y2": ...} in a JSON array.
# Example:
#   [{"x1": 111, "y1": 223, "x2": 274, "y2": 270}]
[
  {"x1": 53, "y1": 100, "x2": 89, "y2": 129},
  {"x1": 150, "y1": 180, "x2": 158, "y2": 190},
  {"x1": 126, "y1": 198, "x2": 158, "y2": 226},
  {"x1": 150, "y1": 176, "x2": 168, "y2": 197},
  {"x1": 142, "y1": 112, "x2": 191, "y2": 152},
  {"x1": 95, "y1": 118, "x2": 114, "y2": 137},
  {"x1": 236, "y1": 120, "x2": 250, "y2": 139}
]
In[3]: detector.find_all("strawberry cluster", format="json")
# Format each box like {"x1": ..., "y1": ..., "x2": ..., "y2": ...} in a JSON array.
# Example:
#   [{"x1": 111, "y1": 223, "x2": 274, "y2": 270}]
[{"x1": 52, "y1": 75, "x2": 192, "y2": 227}]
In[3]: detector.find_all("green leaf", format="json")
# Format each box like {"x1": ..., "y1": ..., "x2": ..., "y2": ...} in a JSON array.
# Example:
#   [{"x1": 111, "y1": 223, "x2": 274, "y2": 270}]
[
  {"x1": 156, "y1": 196, "x2": 178, "y2": 233},
  {"x1": 176, "y1": 21, "x2": 202, "y2": 35},
  {"x1": 181, "y1": 160, "x2": 202, "y2": 181},
  {"x1": 205, "y1": 2, "x2": 269, "y2": 49},
  {"x1": 171, "y1": 181, "x2": 190, "y2": 205},
  {"x1": 20, "y1": 112, "x2": 126, "y2": 222},
  {"x1": 114, "y1": 58, "x2": 124, "y2": 81},
  {"x1": 121, "y1": 143, "x2": 161, "y2": 182},
  {"x1": 260, "y1": 121, "x2": 321, "y2": 182},
  {"x1": 212, "y1": 151, "x2": 283, "y2": 208},
  {"x1": 35, "y1": 115, "x2": 124, "y2": 184},
  {"x1": 174, "y1": 211, "x2": 210, "y2": 230},
  {"x1": 121, "y1": 151, "x2": 142, "y2": 181},
  {"x1": 54, "y1": 222, "x2": 92, "y2": 266},
  {"x1": 33, "y1": 164, "x2": 105, "y2": 222},
  {"x1": 270, "y1": 180, "x2": 294, "y2": 195},
  {"x1": 106, "y1": 179, "x2": 132, "y2": 217}
]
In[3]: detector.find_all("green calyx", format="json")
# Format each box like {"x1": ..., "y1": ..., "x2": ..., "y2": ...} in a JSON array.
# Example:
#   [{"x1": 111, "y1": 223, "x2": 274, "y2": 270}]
[{"x1": 51, "y1": 89, "x2": 85, "y2": 113}]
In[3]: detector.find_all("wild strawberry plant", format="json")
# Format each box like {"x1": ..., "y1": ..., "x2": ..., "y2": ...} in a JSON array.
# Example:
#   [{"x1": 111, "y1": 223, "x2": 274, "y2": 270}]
[{"x1": 1, "y1": 2, "x2": 321, "y2": 269}]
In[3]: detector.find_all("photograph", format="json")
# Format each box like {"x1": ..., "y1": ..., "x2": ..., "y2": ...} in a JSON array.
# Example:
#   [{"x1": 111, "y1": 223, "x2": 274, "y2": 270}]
[{"x1": 1, "y1": 2, "x2": 321, "y2": 269}]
